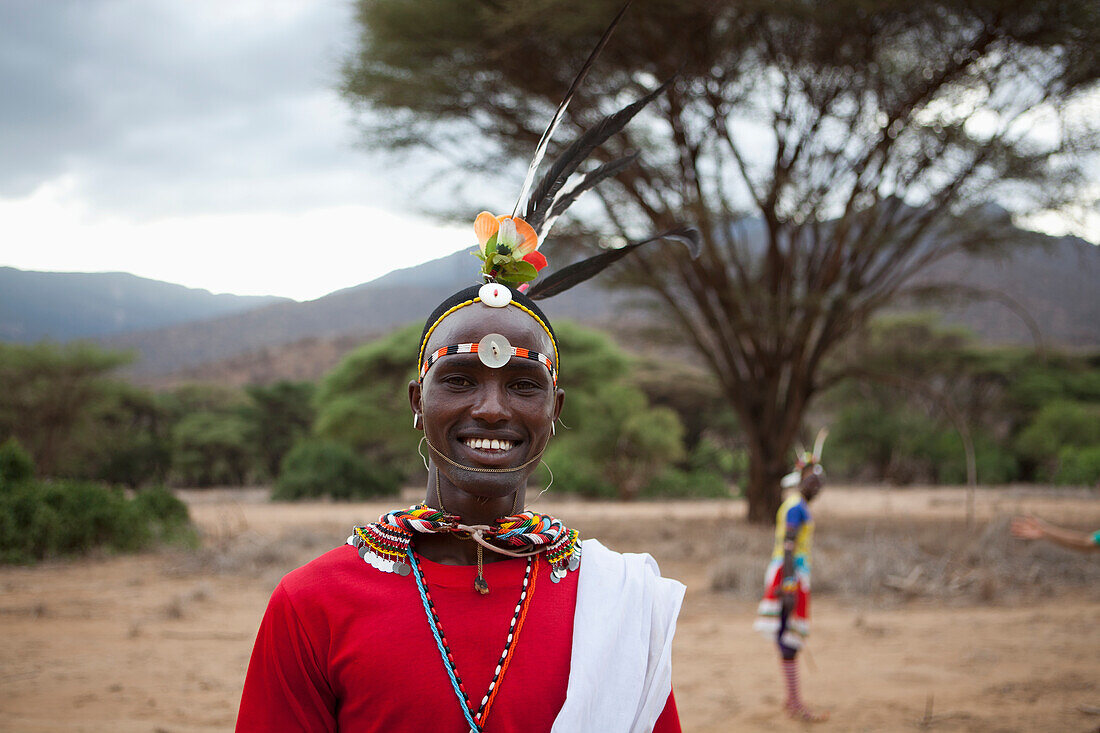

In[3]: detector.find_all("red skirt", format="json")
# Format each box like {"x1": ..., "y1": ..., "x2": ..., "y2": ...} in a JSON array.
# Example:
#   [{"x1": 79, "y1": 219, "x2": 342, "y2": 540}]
[{"x1": 752, "y1": 560, "x2": 810, "y2": 649}]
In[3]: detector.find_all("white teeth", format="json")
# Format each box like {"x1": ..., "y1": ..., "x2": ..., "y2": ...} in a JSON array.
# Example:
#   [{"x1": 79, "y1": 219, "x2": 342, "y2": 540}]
[{"x1": 463, "y1": 438, "x2": 514, "y2": 451}]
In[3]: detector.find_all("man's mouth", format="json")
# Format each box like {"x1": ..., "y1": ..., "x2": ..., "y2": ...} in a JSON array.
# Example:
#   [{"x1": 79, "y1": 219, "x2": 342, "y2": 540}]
[{"x1": 461, "y1": 437, "x2": 517, "y2": 452}]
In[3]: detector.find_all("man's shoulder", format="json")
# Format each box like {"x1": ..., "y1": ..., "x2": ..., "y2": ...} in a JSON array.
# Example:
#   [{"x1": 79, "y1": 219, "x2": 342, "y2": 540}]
[
  {"x1": 780, "y1": 494, "x2": 810, "y2": 524},
  {"x1": 277, "y1": 543, "x2": 370, "y2": 605}
]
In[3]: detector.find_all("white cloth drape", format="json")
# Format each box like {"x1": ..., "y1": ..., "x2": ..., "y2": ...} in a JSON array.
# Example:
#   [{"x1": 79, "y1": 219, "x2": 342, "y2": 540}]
[{"x1": 550, "y1": 539, "x2": 686, "y2": 733}]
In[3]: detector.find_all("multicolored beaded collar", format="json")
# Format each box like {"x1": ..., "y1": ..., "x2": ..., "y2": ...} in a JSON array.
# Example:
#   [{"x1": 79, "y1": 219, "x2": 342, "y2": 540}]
[{"x1": 347, "y1": 504, "x2": 581, "y2": 583}]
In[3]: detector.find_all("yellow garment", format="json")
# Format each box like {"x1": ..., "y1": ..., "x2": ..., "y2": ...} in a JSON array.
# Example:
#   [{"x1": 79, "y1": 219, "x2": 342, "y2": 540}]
[{"x1": 770, "y1": 494, "x2": 813, "y2": 563}]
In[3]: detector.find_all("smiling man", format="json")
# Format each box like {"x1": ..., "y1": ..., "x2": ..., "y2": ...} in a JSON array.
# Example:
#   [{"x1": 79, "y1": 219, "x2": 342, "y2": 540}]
[
  {"x1": 235, "y1": 278, "x2": 685, "y2": 732},
  {"x1": 236, "y1": 8, "x2": 693, "y2": 725}
]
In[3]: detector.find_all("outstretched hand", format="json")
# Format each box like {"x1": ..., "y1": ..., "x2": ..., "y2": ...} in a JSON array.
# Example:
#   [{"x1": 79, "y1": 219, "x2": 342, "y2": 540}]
[{"x1": 1011, "y1": 515, "x2": 1046, "y2": 541}]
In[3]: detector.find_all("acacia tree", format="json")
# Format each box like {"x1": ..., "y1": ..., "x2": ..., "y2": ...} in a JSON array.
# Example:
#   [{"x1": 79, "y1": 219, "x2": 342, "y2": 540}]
[
  {"x1": 343, "y1": 0, "x2": 1099, "y2": 520},
  {"x1": 0, "y1": 343, "x2": 133, "y2": 477}
]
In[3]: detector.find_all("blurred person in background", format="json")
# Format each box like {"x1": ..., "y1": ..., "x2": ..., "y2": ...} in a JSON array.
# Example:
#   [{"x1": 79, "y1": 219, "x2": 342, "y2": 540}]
[{"x1": 753, "y1": 432, "x2": 829, "y2": 722}]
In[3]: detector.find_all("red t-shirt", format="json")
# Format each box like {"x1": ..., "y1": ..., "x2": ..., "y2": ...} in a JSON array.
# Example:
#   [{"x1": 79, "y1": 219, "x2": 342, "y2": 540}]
[{"x1": 237, "y1": 544, "x2": 680, "y2": 732}]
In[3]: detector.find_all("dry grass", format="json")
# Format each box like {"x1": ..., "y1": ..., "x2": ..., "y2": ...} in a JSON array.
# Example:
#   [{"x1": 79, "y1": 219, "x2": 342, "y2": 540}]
[
  {"x1": 172, "y1": 486, "x2": 1100, "y2": 609},
  {"x1": 2, "y1": 485, "x2": 1098, "y2": 733},
  {"x1": 709, "y1": 512, "x2": 1100, "y2": 606}
]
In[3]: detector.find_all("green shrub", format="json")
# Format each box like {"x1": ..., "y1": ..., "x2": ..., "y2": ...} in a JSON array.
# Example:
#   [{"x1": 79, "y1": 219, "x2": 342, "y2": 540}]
[
  {"x1": 540, "y1": 449, "x2": 616, "y2": 499},
  {"x1": 0, "y1": 480, "x2": 193, "y2": 563},
  {"x1": 171, "y1": 411, "x2": 252, "y2": 487},
  {"x1": 687, "y1": 437, "x2": 737, "y2": 476},
  {"x1": 1054, "y1": 445, "x2": 1100, "y2": 486},
  {"x1": 0, "y1": 438, "x2": 35, "y2": 487},
  {"x1": 274, "y1": 440, "x2": 400, "y2": 501},
  {"x1": 641, "y1": 467, "x2": 731, "y2": 498},
  {"x1": 1016, "y1": 400, "x2": 1100, "y2": 467},
  {"x1": 313, "y1": 326, "x2": 423, "y2": 488},
  {"x1": 923, "y1": 429, "x2": 1019, "y2": 485},
  {"x1": 95, "y1": 435, "x2": 172, "y2": 489},
  {"x1": 132, "y1": 485, "x2": 191, "y2": 526},
  {"x1": 641, "y1": 437, "x2": 737, "y2": 498}
]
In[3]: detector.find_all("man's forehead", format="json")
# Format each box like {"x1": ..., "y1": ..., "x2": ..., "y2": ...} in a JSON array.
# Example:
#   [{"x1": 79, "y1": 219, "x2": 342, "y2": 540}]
[{"x1": 424, "y1": 304, "x2": 553, "y2": 355}]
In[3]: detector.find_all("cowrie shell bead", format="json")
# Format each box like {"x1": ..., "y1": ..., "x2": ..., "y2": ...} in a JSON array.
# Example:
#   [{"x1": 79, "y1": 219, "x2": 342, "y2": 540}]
[
  {"x1": 479, "y1": 283, "x2": 512, "y2": 308},
  {"x1": 477, "y1": 333, "x2": 512, "y2": 369}
]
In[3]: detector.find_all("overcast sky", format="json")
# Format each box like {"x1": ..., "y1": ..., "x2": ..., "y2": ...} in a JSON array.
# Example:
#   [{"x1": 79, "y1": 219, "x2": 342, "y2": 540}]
[
  {"x1": 1, "y1": 1, "x2": 1096, "y2": 302},
  {"x1": 0, "y1": 0, "x2": 475, "y2": 301}
]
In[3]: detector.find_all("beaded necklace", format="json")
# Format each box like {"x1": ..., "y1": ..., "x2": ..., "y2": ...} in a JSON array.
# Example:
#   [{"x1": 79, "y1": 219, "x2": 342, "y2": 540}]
[
  {"x1": 347, "y1": 504, "x2": 581, "y2": 584},
  {"x1": 407, "y1": 547, "x2": 538, "y2": 732}
]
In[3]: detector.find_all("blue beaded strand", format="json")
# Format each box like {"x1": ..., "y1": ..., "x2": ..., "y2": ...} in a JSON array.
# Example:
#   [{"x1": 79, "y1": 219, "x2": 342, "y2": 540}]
[{"x1": 407, "y1": 547, "x2": 483, "y2": 733}]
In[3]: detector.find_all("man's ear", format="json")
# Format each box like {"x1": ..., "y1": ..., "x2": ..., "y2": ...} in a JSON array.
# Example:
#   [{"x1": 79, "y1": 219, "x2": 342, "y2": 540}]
[
  {"x1": 553, "y1": 387, "x2": 565, "y2": 422},
  {"x1": 408, "y1": 380, "x2": 424, "y2": 429}
]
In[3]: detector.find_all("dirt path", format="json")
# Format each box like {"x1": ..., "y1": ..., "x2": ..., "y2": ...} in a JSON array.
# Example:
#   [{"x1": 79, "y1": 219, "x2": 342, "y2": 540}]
[{"x1": 1, "y1": 487, "x2": 1097, "y2": 732}]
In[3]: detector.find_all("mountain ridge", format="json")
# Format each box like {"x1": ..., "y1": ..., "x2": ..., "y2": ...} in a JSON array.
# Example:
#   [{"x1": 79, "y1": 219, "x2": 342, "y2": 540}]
[
  {"x1": 0, "y1": 267, "x2": 290, "y2": 342},
  {"x1": 123, "y1": 234, "x2": 1100, "y2": 383},
  {"x1": 5, "y1": 229, "x2": 1096, "y2": 382}
]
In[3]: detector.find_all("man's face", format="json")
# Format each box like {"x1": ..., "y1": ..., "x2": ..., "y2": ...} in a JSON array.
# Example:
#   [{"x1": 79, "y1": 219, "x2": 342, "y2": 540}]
[{"x1": 410, "y1": 303, "x2": 564, "y2": 498}]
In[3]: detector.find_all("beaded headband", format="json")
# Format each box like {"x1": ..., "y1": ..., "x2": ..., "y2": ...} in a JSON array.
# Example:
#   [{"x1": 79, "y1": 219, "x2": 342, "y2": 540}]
[
  {"x1": 417, "y1": 287, "x2": 559, "y2": 386},
  {"x1": 420, "y1": 335, "x2": 558, "y2": 386}
]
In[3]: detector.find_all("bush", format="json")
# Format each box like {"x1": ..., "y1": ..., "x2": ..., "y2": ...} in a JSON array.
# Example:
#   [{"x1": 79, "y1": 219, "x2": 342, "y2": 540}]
[
  {"x1": 642, "y1": 438, "x2": 737, "y2": 499},
  {"x1": 540, "y1": 449, "x2": 616, "y2": 499},
  {"x1": 1016, "y1": 400, "x2": 1100, "y2": 468},
  {"x1": 641, "y1": 467, "x2": 731, "y2": 498},
  {"x1": 132, "y1": 485, "x2": 191, "y2": 526},
  {"x1": 1054, "y1": 446, "x2": 1100, "y2": 486},
  {"x1": 313, "y1": 325, "x2": 423, "y2": 487},
  {"x1": 95, "y1": 434, "x2": 172, "y2": 489},
  {"x1": 171, "y1": 411, "x2": 252, "y2": 487},
  {"x1": 0, "y1": 438, "x2": 35, "y2": 487},
  {"x1": 274, "y1": 440, "x2": 400, "y2": 501},
  {"x1": 0, "y1": 480, "x2": 193, "y2": 563},
  {"x1": 922, "y1": 429, "x2": 1019, "y2": 485}
]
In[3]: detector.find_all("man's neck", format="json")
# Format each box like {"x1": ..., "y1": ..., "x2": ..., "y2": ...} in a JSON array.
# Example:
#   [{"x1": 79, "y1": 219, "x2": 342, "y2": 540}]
[{"x1": 416, "y1": 467, "x2": 525, "y2": 566}]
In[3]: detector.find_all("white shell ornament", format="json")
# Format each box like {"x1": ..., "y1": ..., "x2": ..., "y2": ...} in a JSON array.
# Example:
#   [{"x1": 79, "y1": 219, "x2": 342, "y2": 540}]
[
  {"x1": 478, "y1": 282, "x2": 512, "y2": 308},
  {"x1": 478, "y1": 333, "x2": 512, "y2": 369}
]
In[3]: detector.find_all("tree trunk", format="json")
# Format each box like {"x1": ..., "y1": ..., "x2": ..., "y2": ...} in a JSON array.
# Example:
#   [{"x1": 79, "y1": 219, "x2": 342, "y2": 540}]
[{"x1": 744, "y1": 434, "x2": 790, "y2": 524}]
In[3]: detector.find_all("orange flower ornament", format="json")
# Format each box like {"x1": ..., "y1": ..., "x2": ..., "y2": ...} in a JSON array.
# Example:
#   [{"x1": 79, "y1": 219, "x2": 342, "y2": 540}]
[{"x1": 474, "y1": 211, "x2": 548, "y2": 286}]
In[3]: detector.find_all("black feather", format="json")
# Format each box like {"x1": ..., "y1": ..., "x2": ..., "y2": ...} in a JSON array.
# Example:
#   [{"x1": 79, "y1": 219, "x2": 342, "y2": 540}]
[
  {"x1": 526, "y1": 226, "x2": 701, "y2": 300},
  {"x1": 537, "y1": 153, "x2": 639, "y2": 241},
  {"x1": 511, "y1": 0, "x2": 634, "y2": 219},
  {"x1": 524, "y1": 80, "x2": 671, "y2": 234}
]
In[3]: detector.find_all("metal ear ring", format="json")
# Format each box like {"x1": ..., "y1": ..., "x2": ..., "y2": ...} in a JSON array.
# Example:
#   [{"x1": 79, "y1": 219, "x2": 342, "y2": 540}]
[
  {"x1": 551, "y1": 422, "x2": 556, "y2": 436},
  {"x1": 413, "y1": 413, "x2": 422, "y2": 430}
]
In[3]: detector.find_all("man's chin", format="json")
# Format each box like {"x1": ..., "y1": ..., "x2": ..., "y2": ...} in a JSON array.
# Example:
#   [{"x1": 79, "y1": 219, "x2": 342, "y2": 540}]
[{"x1": 438, "y1": 465, "x2": 530, "y2": 502}]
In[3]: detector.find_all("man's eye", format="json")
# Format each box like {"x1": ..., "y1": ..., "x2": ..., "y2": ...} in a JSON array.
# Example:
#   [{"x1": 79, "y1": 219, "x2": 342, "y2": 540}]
[
  {"x1": 442, "y1": 374, "x2": 474, "y2": 387},
  {"x1": 512, "y1": 380, "x2": 543, "y2": 392}
]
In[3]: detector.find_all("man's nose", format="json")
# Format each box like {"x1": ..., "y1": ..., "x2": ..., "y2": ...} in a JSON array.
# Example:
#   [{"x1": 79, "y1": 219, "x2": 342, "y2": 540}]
[{"x1": 469, "y1": 382, "x2": 510, "y2": 423}]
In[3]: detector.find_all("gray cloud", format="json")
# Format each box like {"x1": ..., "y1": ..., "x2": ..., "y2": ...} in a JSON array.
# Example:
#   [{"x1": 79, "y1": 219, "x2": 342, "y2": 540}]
[{"x1": 0, "y1": 0, "x2": 398, "y2": 216}]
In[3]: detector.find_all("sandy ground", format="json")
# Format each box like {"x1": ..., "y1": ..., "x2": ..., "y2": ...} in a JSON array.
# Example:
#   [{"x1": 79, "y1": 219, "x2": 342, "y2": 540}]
[{"x1": 1, "y1": 486, "x2": 1098, "y2": 733}]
